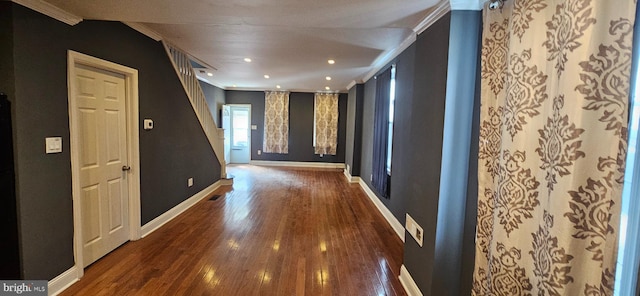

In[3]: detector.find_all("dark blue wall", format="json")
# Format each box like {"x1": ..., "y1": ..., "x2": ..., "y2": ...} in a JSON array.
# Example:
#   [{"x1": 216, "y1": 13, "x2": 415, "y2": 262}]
[
  {"x1": 355, "y1": 11, "x2": 481, "y2": 295},
  {"x1": 226, "y1": 90, "x2": 347, "y2": 163},
  {"x1": 359, "y1": 40, "x2": 419, "y2": 226},
  {"x1": 401, "y1": 14, "x2": 451, "y2": 293},
  {"x1": 6, "y1": 3, "x2": 221, "y2": 280},
  {"x1": 345, "y1": 84, "x2": 364, "y2": 176},
  {"x1": 200, "y1": 81, "x2": 226, "y2": 127}
]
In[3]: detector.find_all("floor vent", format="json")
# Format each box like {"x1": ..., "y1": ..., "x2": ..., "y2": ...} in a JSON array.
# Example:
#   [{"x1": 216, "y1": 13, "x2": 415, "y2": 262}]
[{"x1": 209, "y1": 194, "x2": 222, "y2": 201}]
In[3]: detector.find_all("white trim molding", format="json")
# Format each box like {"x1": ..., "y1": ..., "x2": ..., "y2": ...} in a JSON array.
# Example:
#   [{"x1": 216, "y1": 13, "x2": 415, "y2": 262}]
[
  {"x1": 363, "y1": 33, "x2": 417, "y2": 83},
  {"x1": 414, "y1": 0, "x2": 452, "y2": 35},
  {"x1": 361, "y1": 0, "x2": 451, "y2": 83},
  {"x1": 358, "y1": 179, "x2": 405, "y2": 241},
  {"x1": 250, "y1": 160, "x2": 345, "y2": 169},
  {"x1": 141, "y1": 179, "x2": 226, "y2": 237},
  {"x1": 123, "y1": 22, "x2": 163, "y2": 41},
  {"x1": 12, "y1": 0, "x2": 82, "y2": 25},
  {"x1": 68, "y1": 51, "x2": 141, "y2": 280},
  {"x1": 345, "y1": 80, "x2": 361, "y2": 91},
  {"x1": 343, "y1": 169, "x2": 361, "y2": 184},
  {"x1": 399, "y1": 265, "x2": 424, "y2": 296},
  {"x1": 48, "y1": 266, "x2": 79, "y2": 296}
]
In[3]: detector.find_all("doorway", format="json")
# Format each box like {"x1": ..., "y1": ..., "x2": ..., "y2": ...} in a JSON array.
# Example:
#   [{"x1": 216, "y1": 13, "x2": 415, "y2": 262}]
[
  {"x1": 68, "y1": 51, "x2": 141, "y2": 278},
  {"x1": 225, "y1": 105, "x2": 251, "y2": 164}
]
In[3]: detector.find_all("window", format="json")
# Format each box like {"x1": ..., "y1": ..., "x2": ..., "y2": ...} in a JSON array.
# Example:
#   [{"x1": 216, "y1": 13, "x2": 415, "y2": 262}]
[
  {"x1": 232, "y1": 109, "x2": 249, "y2": 147},
  {"x1": 387, "y1": 65, "x2": 396, "y2": 174},
  {"x1": 614, "y1": 12, "x2": 640, "y2": 294},
  {"x1": 615, "y1": 66, "x2": 640, "y2": 296}
]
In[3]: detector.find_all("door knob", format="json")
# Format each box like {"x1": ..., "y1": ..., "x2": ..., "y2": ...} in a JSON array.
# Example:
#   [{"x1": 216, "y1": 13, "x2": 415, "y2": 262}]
[{"x1": 122, "y1": 166, "x2": 131, "y2": 171}]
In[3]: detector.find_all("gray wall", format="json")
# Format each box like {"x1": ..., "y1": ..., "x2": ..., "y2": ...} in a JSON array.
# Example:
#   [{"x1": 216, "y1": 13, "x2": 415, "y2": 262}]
[
  {"x1": 359, "y1": 42, "x2": 417, "y2": 224},
  {"x1": 226, "y1": 90, "x2": 347, "y2": 163},
  {"x1": 356, "y1": 11, "x2": 481, "y2": 294},
  {"x1": 430, "y1": 10, "x2": 481, "y2": 296},
  {"x1": 402, "y1": 13, "x2": 451, "y2": 293},
  {"x1": 345, "y1": 84, "x2": 364, "y2": 176},
  {"x1": 7, "y1": 3, "x2": 221, "y2": 280},
  {"x1": 200, "y1": 81, "x2": 226, "y2": 127}
]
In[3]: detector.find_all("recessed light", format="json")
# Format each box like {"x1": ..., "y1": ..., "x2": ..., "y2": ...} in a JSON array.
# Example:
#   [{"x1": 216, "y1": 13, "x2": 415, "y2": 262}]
[
  {"x1": 328, "y1": 59, "x2": 335, "y2": 65},
  {"x1": 325, "y1": 86, "x2": 330, "y2": 90},
  {"x1": 276, "y1": 85, "x2": 281, "y2": 89},
  {"x1": 207, "y1": 72, "x2": 213, "y2": 77},
  {"x1": 325, "y1": 76, "x2": 331, "y2": 81},
  {"x1": 264, "y1": 75, "x2": 270, "y2": 79},
  {"x1": 244, "y1": 57, "x2": 252, "y2": 62},
  {"x1": 232, "y1": 84, "x2": 237, "y2": 87}
]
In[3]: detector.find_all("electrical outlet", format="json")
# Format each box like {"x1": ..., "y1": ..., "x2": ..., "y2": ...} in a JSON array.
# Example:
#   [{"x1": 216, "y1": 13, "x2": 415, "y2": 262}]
[
  {"x1": 405, "y1": 213, "x2": 424, "y2": 247},
  {"x1": 188, "y1": 178, "x2": 194, "y2": 187},
  {"x1": 257, "y1": 149, "x2": 262, "y2": 155}
]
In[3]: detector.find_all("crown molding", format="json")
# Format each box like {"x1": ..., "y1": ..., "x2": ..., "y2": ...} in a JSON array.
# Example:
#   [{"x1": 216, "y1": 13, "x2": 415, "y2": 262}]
[
  {"x1": 362, "y1": 33, "x2": 416, "y2": 83},
  {"x1": 123, "y1": 22, "x2": 163, "y2": 41},
  {"x1": 450, "y1": 0, "x2": 484, "y2": 11},
  {"x1": 346, "y1": 80, "x2": 362, "y2": 90},
  {"x1": 360, "y1": 0, "x2": 452, "y2": 84},
  {"x1": 12, "y1": 0, "x2": 82, "y2": 25},
  {"x1": 414, "y1": 0, "x2": 451, "y2": 35}
]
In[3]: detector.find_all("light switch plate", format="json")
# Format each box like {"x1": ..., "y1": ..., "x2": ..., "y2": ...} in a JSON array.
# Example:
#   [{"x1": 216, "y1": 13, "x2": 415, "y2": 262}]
[
  {"x1": 46, "y1": 137, "x2": 63, "y2": 154},
  {"x1": 144, "y1": 119, "x2": 154, "y2": 130}
]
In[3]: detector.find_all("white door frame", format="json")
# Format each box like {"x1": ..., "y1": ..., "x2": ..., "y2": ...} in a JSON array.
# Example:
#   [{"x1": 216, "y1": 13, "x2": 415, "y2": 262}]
[
  {"x1": 67, "y1": 51, "x2": 141, "y2": 279},
  {"x1": 227, "y1": 104, "x2": 252, "y2": 163}
]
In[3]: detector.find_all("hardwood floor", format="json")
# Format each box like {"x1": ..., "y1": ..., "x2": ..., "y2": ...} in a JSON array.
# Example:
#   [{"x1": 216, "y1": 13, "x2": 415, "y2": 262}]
[{"x1": 61, "y1": 165, "x2": 406, "y2": 296}]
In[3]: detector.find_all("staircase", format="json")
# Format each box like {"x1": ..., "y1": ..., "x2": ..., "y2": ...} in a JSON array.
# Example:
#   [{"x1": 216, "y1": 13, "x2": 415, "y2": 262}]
[{"x1": 162, "y1": 41, "x2": 227, "y2": 179}]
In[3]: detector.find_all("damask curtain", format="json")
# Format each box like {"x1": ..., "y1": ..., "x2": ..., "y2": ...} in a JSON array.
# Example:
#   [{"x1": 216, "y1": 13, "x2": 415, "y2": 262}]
[
  {"x1": 263, "y1": 91, "x2": 289, "y2": 154},
  {"x1": 473, "y1": 1, "x2": 636, "y2": 295},
  {"x1": 314, "y1": 93, "x2": 339, "y2": 155}
]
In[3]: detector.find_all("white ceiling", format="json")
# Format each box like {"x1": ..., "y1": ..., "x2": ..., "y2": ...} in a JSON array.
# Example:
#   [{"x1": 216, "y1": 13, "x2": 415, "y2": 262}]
[{"x1": 43, "y1": 0, "x2": 445, "y2": 92}]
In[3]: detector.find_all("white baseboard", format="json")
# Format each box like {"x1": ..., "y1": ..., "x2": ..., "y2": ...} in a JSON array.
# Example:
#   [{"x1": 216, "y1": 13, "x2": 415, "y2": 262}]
[
  {"x1": 219, "y1": 178, "x2": 233, "y2": 186},
  {"x1": 141, "y1": 179, "x2": 225, "y2": 238},
  {"x1": 49, "y1": 266, "x2": 79, "y2": 296},
  {"x1": 343, "y1": 169, "x2": 361, "y2": 183},
  {"x1": 358, "y1": 179, "x2": 405, "y2": 242},
  {"x1": 399, "y1": 265, "x2": 423, "y2": 296},
  {"x1": 250, "y1": 160, "x2": 345, "y2": 169}
]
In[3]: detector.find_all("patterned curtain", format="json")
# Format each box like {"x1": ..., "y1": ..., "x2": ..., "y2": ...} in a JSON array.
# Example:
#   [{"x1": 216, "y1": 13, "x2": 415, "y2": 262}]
[
  {"x1": 314, "y1": 93, "x2": 339, "y2": 155},
  {"x1": 473, "y1": 1, "x2": 636, "y2": 295},
  {"x1": 263, "y1": 91, "x2": 289, "y2": 154}
]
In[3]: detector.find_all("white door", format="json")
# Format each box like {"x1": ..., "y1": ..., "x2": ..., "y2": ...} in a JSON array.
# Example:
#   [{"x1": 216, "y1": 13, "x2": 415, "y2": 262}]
[
  {"x1": 222, "y1": 105, "x2": 231, "y2": 164},
  {"x1": 229, "y1": 105, "x2": 251, "y2": 164},
  {"x1": 73, "y1": 64, "x2": 130, "y2": 267}
]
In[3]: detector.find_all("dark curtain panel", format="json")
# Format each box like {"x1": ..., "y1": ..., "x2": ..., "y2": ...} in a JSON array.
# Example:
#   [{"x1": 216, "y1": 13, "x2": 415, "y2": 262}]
[{"x1": 372, "y1": 67, "x2": 392, "y2": 198}]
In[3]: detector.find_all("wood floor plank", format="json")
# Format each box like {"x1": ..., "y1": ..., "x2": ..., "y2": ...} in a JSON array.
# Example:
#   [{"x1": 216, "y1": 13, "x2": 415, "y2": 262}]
[{"x1": 60, "y1": 165, "x2": 406, "y2": 296}]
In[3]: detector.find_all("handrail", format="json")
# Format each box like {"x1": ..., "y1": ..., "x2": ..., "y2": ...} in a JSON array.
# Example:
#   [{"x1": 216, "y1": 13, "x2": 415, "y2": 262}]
[{"x1": 162, "y1": 41, "x2": 226, "y2": 178}]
